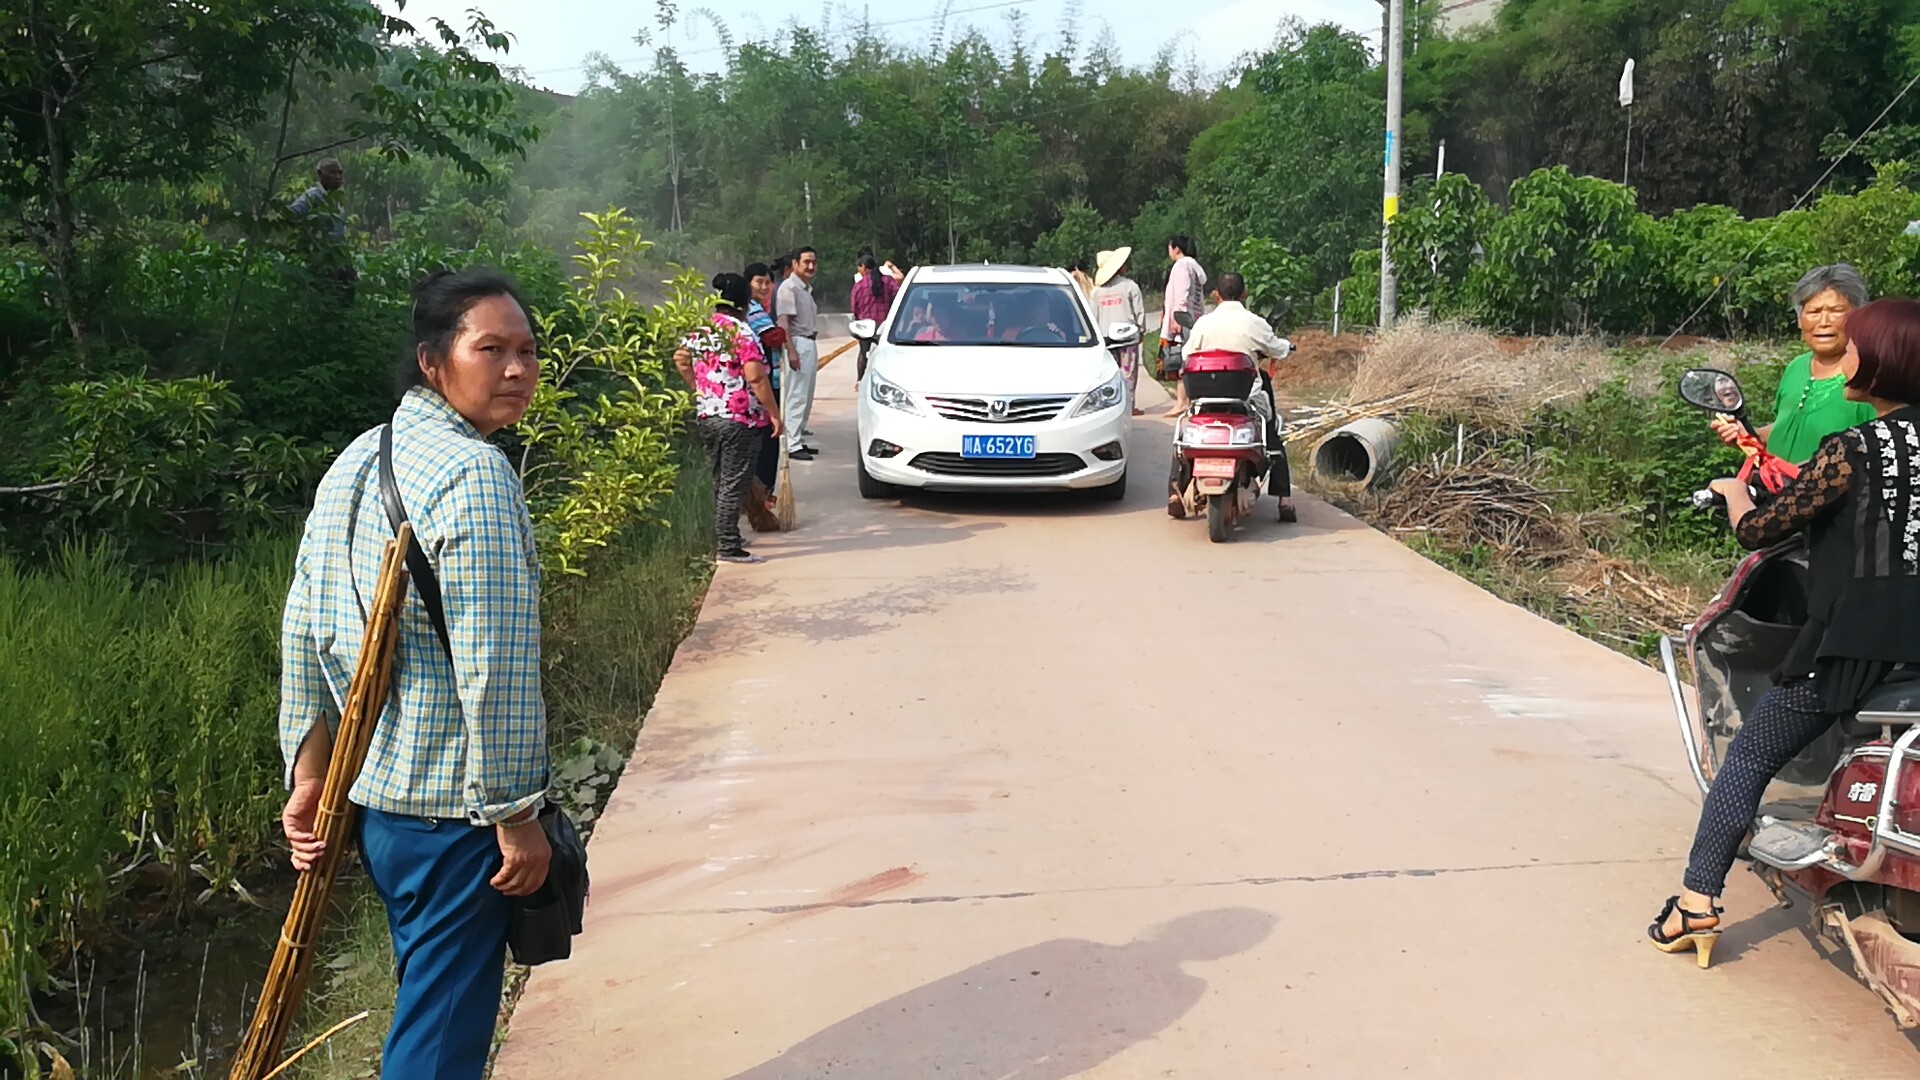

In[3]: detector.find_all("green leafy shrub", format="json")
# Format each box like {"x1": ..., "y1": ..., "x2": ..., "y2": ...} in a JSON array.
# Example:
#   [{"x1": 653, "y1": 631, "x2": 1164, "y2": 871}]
[{"x1": 517, "y1": 209, "x2": 702, "y2": 582}]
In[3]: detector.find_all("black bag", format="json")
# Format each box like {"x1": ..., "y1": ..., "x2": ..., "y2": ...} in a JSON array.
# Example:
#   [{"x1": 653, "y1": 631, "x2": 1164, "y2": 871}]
[{"x1": 379, "y1": 421, "x2": 589, "y2": 966}]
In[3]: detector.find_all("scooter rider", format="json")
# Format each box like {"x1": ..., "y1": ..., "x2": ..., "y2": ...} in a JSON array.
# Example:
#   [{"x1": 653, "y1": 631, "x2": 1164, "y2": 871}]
[{"x1": 1181, "y1": 272, "x2": 1295, "y2": 519}]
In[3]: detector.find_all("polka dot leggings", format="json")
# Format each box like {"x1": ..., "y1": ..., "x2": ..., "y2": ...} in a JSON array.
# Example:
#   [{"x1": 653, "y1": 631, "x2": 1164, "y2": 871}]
[{"x1": 1684, "y1": 678, "x2": 1831, "y2": 895}]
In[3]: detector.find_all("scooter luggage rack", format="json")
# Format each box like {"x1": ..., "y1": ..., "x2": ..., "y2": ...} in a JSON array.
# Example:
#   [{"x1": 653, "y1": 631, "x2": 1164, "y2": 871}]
[{"x1": 1661, "y1": 631, "x2": 1920, "y2": 880}]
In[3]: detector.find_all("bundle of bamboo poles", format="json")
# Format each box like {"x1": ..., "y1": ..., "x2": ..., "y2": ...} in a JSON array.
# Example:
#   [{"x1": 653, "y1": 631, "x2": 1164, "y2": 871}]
[{"x1": 227, "y1": 527, "x2": 413, "y2": 1080}]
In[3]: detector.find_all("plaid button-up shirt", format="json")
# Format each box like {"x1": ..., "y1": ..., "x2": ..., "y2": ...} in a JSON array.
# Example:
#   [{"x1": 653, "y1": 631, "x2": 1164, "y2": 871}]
[{"x1": 279, "y1": 387, "x2": 548, "y2": 825}]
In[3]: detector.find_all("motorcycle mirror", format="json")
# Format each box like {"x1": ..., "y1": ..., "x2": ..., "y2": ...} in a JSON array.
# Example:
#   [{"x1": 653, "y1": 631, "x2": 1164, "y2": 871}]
[
  {"x1": 1173, "y1": 310, "x2": 1195, "y2": 331},
  {"x1": 1677, "y1": 367, "x2": 1746, "y2": 415}
]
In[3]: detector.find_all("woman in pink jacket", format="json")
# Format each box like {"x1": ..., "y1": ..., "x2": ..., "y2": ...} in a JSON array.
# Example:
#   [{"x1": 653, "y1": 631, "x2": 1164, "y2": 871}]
[{"x1": 851, "y1": 255, "x2": 900, "y2": 379}]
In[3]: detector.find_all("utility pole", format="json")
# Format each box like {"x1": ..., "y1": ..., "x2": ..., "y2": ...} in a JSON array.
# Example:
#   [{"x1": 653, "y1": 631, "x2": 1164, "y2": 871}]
[
  {"x1": 1379, "y1": 0, "x2": 1404, "y2": 329},
  {"x1": 801, "y1": 137, "x2": 814, "y2": 237}
]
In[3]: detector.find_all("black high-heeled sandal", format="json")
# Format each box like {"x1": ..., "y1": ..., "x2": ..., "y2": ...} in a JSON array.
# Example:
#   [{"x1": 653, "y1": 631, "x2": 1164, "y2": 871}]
[{"x1": 1648, "y1": 895, "x2": 1724, "y2": 968}]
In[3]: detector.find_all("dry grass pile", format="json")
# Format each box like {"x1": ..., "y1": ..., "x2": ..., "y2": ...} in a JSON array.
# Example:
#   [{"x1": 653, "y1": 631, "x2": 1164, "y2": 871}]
[
  {"x1": 1366, "y1": 453, "x2": 1584, "y2": 563},
  {"x1": 1552, "y1": 551, "x2": 1703, "y2": 639},
  {"x1": 1287, "y1": 317, "x2": 1613, "y2": 447}
]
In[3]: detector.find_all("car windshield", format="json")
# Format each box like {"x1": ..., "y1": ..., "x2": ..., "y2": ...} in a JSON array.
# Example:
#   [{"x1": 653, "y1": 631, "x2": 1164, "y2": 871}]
[{"x1": 887, "y1": 282, "x2": 1094, "y2": 347}]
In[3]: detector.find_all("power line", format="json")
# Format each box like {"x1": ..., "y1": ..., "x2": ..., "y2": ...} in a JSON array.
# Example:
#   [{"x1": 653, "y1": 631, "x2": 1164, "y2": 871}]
[
  {"x1": 524, "y1": 0, "x2": 1040, "y2": 78},
  {"x1": 1660, "y1": 65, "x2": 1920, "y2": 345}
]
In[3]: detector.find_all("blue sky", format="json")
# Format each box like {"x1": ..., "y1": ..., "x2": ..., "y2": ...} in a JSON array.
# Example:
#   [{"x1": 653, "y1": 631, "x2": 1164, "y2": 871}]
[{"x1": 390, "y1": 0, "x2": 1384, "y2": 94}]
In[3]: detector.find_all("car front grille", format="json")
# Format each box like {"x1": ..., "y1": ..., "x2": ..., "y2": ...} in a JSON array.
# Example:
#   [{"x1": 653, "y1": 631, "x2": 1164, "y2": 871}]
[
  {"x1": 909, "y1": 453, "x2": 1087, "y2": 478},
  {"x1": 924, "y1": 395, "x2": 1076, "y2": 424}
]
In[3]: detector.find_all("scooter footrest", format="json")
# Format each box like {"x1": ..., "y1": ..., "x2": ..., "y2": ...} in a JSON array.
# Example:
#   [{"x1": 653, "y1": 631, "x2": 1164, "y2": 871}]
[{"x1": 1749, "y1": 819, "x2": 1835, "y2": 870}]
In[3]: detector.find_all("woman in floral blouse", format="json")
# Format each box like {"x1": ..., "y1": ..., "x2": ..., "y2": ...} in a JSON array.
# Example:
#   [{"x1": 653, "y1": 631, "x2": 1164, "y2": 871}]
[{"x1": 673, "y1": 273, "x2": 783, "y2": 564}]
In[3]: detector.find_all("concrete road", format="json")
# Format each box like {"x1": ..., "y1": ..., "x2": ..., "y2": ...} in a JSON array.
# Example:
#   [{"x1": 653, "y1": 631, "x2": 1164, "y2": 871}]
[{"x1": 497, "y1": 342, "x2": 1920, "y2": 1077}]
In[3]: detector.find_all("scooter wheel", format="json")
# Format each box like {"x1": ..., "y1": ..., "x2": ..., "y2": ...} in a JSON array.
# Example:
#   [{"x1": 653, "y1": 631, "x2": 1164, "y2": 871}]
[{"x1": 1207, "y1": 494, "x2": 1230, "y2": 542}]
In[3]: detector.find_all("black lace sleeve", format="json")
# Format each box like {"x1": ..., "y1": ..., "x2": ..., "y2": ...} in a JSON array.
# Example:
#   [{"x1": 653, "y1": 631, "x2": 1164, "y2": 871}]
[{"x1": 1733, "y1": 433, "x2": 1858, "y2": 550}]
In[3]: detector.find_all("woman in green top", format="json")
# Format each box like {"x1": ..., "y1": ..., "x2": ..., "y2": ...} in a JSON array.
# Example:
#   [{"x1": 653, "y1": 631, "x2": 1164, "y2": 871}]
[{"x1": 1710, "y1": 264, "x2": 1876, "y2": 461}]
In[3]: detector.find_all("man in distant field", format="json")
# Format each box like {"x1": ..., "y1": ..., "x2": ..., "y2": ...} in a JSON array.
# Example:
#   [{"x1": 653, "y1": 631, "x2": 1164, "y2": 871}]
[
  {"x1": 1181, "y1": 271, "x2": 1296, "y2": 521},
  {"x1": 777, "y1": 247, "x2": 822, "y2": 459},
  {"x1": 289, "y1": 157, "x2": 355, "y2": 304}
]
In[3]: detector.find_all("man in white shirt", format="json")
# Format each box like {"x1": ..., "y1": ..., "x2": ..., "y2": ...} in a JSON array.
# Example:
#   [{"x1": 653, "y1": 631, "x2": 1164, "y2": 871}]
[
  {"x1": 1183, "y1": 272, "x2": 1296, "y2": 518},
  {"x1": 777, "y1": 247, "x2": 822, "y2": 458}
]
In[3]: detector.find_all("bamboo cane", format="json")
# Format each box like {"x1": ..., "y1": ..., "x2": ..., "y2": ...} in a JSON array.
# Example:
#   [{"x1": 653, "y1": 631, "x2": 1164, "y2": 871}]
[{"x1": 228, "y1": 528, "x2": 413, "y2": 1080}]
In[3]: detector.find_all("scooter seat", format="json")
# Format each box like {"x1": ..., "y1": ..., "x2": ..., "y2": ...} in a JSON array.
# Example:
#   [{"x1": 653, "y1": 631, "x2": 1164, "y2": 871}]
[{"x1": 1840, "y1": 668, "x2": 1920, "y2": 736}]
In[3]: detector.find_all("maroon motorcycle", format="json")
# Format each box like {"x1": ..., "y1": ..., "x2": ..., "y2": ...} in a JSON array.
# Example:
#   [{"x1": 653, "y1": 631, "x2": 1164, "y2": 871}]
[
  {"x1": 1662, "y1": 367, "x2": 1920, "y2": 1025},
  {"x1": 1165, "y1": 313, "x2": 1293, "y2": 542}
]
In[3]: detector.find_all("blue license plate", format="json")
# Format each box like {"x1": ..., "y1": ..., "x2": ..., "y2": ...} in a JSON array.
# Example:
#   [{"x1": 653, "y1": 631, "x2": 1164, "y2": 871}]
[{"x1": 961, "y1": 434, "x2": 1037, "y2": 459}]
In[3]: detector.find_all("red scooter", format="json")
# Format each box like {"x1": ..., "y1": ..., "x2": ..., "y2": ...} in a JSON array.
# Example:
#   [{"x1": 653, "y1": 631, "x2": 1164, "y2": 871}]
[
  {"x1": 1165, "y1": 313, "x2": 1292, "y2": 542},
  {"x1": 1662, "y1": 367, "x2": 1920, "y2": 1026}
]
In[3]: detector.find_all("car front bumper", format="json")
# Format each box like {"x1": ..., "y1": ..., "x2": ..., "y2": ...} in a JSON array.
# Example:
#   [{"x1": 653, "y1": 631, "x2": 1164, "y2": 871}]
[{"x1": 858, "y1": 398, "x2": 1131, "y2": 491}]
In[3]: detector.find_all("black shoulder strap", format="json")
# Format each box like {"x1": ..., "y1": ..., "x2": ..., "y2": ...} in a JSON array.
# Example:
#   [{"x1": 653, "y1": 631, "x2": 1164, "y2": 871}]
[{"x1": 380, "y1": 422, "x2": 455, "y2": 664}]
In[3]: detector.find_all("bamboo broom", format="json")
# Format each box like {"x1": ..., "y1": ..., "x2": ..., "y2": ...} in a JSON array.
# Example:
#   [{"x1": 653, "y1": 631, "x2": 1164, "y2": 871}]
[
  {"x1": 228, "y1": 528, "x2": 413, "y2": 1080},
  {"x1": 766, "y1": 339, "x2": 851, "y2": 532},
  {"x1": 773, "y1": 441, "x2": 799, "y2": 531}
]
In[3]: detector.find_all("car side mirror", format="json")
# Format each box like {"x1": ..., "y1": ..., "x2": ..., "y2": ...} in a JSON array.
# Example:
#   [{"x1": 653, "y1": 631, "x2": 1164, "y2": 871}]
[
  {"x1": 1104, "y1": 322, "x2": 1140, "y2": 347},
  {"x1": 848, "y1": 318, "x2": 879, "y2": 342}
]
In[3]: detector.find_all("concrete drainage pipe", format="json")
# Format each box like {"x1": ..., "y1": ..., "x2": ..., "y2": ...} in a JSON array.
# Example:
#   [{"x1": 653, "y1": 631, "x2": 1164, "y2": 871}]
[{"x1": 1311, "y1": 417, "x2": 1401, "y2": 488}]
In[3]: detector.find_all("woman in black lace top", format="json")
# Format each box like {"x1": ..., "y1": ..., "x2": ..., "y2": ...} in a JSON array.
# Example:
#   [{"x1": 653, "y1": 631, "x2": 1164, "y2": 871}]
[{"x1": 1651, "y1": 298, "x2": 1920, "y2": 967}]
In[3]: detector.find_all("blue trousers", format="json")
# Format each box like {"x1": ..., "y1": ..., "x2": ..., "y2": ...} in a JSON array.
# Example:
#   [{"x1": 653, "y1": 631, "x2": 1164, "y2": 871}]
[{"x1": 357, "y1": 807, "x2": 512, "y2": 1080}]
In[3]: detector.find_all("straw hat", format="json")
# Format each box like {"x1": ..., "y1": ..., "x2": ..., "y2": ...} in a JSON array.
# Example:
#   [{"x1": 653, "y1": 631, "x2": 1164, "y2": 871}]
[{"x1": 1094, "y1": 246, "x2": 1131, "y2": 287}]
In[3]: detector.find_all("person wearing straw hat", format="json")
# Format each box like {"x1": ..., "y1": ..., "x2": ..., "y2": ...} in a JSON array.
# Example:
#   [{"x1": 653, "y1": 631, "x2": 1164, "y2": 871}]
[
  {"x1": 279, "y1": 268, "x2": 553, "y2": 1080},
  {"x1": 1092, "y1": 247, "x2": 1147, "y2": 415}
]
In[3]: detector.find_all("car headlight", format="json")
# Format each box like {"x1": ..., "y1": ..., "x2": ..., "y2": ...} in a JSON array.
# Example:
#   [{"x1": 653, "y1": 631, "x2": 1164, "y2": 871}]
[
  {"x1": 1071, "y1": 372, "x2": 1127, "y2": 417},
  {"x1": 868, "y1": 375, "x2": 920, "y2": 414}
]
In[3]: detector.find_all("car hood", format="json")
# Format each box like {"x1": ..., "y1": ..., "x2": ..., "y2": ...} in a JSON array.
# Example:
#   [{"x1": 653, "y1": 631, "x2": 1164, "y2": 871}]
[{"x1": 871, "y1": 344, "x2": 1117, "y2": 397}]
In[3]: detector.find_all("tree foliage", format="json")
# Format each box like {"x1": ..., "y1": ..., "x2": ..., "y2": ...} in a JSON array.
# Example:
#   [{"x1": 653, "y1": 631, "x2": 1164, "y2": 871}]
[{"x1": 1407, "y1": 0, "x2": 1920, "y2": 218}]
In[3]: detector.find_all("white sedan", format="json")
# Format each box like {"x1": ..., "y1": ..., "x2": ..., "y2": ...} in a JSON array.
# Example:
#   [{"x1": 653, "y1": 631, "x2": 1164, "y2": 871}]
[{"x1": 849, "y1": 264, "x2": 1139, "y2": 500}]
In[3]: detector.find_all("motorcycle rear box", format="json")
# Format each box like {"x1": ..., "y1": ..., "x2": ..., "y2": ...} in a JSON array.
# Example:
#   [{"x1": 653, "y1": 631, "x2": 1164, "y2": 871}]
[{"x1": 1182, "y1": 349, "x2": 1256, "y2": 400}]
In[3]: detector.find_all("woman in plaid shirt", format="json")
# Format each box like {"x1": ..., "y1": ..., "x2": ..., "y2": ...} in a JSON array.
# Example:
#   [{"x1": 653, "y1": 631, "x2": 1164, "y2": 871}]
[{"x1": 279, "y1": 269, "x2": 552, "y2": 1079}]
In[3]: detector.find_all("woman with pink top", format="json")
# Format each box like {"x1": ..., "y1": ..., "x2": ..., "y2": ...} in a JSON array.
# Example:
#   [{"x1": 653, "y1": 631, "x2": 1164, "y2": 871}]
[
  {"x1": 673, "y1": 273, "x2": 783, "y2": 564},
  {"x1": 852, "y1": 255, "x2": 900, "y2": 380}
]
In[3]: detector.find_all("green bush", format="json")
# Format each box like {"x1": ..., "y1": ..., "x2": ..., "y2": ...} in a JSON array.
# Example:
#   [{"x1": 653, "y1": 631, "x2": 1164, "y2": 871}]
[
  {"x1": 1538, "y1": 351, "x2": 1785, "y2": 552},
  {"x1": 1333, "y1": 164, "x2": 1920, "y2": 338}
]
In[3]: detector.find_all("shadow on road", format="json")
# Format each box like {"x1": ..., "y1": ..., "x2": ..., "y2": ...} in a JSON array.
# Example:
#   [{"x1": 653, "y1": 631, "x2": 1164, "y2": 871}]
[{"x1": 724, "y1": 907, "x2": 1277, "y2": 1080}]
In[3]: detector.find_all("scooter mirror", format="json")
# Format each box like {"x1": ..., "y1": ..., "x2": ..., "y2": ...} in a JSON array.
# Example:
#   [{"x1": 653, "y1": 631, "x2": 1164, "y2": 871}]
[
  {"x1": 1678, "y1": 367, "x2": 1745, "y2": 414},
  {"x1": 1173, "y1": 310, "x2": 1196, "y2": 331}
]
